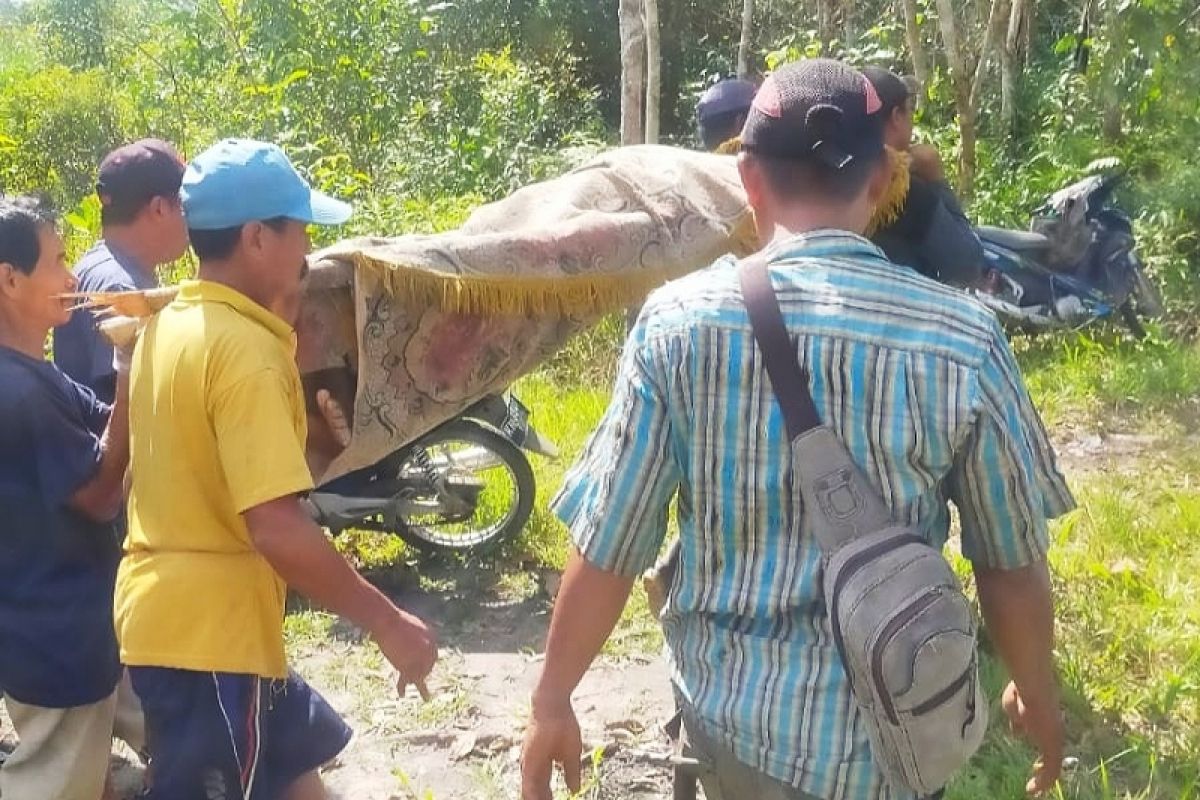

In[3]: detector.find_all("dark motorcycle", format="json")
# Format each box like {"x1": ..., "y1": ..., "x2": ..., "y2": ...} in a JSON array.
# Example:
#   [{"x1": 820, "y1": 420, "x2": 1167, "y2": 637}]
[
  {"x1": 973, "y1": 170, "x2": 1163, "y2": 337},
  {"x1": 306, "y1": 393, "x2": 556, "y2": 553}
]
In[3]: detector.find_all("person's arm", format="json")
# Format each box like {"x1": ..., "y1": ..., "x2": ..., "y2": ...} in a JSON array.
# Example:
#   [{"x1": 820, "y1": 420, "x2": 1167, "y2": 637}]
[
  {"x1": 244, "y1": 496, "x2": 436, "y2": 692},
  {"x1": 948, "y1": 323, "x2": 1074, "y2": 795},
  {"x1": 522, "y1": 319, "x2": 680, "y2": 800},
  {"x1": 69, "y1": 364, "x2": 130, "y2": 523},
  {"x1": 212, "y1": 366, "x2": 437, "y2": 692},
  {"x1": 521, "y1": 552, "x2": 635, "y2": 799},
  {"x1": 912, "y1": 177, "x2": 985, "y2": 288},
  {"x1": 976, "y1": 560, "x2": 1062, "y2": 795}
]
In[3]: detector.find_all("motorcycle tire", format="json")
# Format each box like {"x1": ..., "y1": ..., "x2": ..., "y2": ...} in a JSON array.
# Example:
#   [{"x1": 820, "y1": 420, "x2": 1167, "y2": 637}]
[
  {"x1": 1130, "y1": 263, "x2": 1165, "y2": 318},
  {"x1": 1119, "y1": 300, "x2": 1147, "y2": 340},
  {"x1": 392, "y1": 419, "x2": 536, "y2": 554}
]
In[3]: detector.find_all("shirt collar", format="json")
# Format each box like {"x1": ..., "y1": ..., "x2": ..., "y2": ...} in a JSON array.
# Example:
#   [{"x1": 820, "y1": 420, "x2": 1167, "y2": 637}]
[
  {"x1": 99, "y1": 239, "x2": 155, "y2": 285},
  {"x1": 763, "y1": 229, "x2": 887, "y2": 264},
  {"x1": 175, "y1": 280, "x2": 296, "y2": 347}
]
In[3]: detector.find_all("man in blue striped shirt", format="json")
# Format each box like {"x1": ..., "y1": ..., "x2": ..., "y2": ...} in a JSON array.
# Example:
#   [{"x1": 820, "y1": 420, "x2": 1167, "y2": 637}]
[{"x1": 521, "y1": 60, "x2": 1073, "y2": 800}]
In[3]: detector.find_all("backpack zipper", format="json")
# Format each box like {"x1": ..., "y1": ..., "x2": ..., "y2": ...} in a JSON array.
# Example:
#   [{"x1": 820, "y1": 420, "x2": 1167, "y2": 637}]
[
  {"x1": 870, "y1": 588, "x2": 942, "y2": 725},
  {"x1": 910, "y1": 658, "x2": 975, "y2": 716},
  {"x1": 828, "y1": 533, "x2": 926, "y2": 682}
]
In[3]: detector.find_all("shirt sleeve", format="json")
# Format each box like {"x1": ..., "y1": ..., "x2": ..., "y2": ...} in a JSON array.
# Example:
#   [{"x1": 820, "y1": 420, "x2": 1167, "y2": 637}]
[
  {"x1": 550, "y1": 321, "x2": 681, "y2": 577},
  {"x1": 70, "y1": 378, "x2": 111, "y2": 437},
  {"x1": 25, "y1": 385, "x2": 104, "y2": 508},
  {"x1": 948, "y1": 321, "x2": 1076, "y2": 569},
  {"x1": 211, "y1": 369, "x2": 314, "y2": 513}
]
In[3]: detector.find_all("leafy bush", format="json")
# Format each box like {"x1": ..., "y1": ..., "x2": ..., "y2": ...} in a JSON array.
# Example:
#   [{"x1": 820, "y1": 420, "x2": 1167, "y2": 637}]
[{"x1": 0, "y1": 66, "x2": 130, "y2": 204}]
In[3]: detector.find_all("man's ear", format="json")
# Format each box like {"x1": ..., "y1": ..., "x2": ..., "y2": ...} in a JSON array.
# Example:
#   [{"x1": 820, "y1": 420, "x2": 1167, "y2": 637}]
[
  {"x1": 242, "y1": 221, "x2": 267, "y2": 262},
  {"x1": 737, "y1": 153, "x2": 766, "y2": 210},
  {"x1": 0, "y1": 262, "x2": 20, "y2": 299},
  {"x1": 148, "y1": 195, "x2": 172, "y2": 220}
]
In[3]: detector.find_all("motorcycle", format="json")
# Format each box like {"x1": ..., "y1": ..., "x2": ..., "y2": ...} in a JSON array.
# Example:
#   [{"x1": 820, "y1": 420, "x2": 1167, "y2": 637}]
[
  {"x1": 972, "y1": 169, "x2": 1163, "y2": 337},
  {"x1": 306, "y1": 393, "x2": 557, "y2": 553}
]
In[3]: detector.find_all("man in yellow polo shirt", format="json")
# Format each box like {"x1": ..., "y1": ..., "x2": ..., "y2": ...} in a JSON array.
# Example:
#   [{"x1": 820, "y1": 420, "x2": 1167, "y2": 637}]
[{"x1": 115, "y1": 139, "x2": 438, "y2": 799}]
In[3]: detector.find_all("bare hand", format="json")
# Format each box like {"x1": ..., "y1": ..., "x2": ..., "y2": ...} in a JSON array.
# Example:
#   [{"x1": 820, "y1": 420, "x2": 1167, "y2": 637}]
[
  {"x1": 1002, "y1": 680, "x2": 1065, "y2": 795},
  {"x1": 373, "y1": 609, "x2": 438, "y2": 698},
  {"x1": 521, "y1": 695, "x2": 583, "y2": 800}
]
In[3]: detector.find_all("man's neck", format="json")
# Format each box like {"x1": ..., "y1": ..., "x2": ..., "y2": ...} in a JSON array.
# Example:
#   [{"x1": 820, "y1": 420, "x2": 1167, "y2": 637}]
[
  {"x1": 103, "y1": 226, "x2": 158, "y2": 282},
  {"x1": 197, "y1": 262, "x2": 271, "y2": 311},
  {"x1": 763, "y1": 203, "x2": 871, "y2": 248},
  {"x1": 0, "y1": 312, "x2": 47, "y2": 360}
]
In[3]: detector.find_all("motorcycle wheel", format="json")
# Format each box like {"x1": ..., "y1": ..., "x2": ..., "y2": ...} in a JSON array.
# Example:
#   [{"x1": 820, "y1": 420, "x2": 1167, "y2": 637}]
[
  {"x1": 1119, "y1": 300, "x2": 1148, "y2": 340},
  {"x1": 391, "y1": 419, "x2": 535, "y2": 553},
  {"x1": 1130, "y1": 263, "x2": 1165, "y2": 318}
]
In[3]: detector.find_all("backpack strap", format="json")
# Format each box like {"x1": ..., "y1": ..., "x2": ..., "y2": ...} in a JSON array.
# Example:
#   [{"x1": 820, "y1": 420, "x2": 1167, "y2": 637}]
[{"x1": 737, "y1": 252, "x2": 822, "y2": 441}]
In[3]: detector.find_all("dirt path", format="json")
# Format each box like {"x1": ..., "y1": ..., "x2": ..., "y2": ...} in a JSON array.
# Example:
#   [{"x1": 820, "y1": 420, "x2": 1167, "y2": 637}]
[{"x1": 301, "y1": 571, "x2": 678, "y2": 799}]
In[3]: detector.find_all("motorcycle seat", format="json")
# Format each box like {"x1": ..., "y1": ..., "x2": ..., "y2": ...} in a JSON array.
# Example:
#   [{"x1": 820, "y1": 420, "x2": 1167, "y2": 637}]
[{"x1": 976, "y1": 225, "x2": 1052, "y2": 252}]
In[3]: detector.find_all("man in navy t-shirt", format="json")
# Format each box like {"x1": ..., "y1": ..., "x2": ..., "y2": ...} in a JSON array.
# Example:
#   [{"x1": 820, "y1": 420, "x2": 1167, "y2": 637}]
[
  {"x1": 54, "y1": 139, "x2": 187, "y2": 403},
  {"x1": 0, "y1": 197, "x2": 134, "y2": 799}
]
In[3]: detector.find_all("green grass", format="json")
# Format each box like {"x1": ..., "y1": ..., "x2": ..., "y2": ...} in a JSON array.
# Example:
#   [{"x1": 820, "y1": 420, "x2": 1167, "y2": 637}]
[
  {"x1": 505, "y1": 370, "x2": 613, "y2": 568},
  {"x1": 947, "y1": 450, "x2": 1200, "y2": 799},
  {"x1": 1014, "y1": 330, "x2": 1200, "y2": 431}
]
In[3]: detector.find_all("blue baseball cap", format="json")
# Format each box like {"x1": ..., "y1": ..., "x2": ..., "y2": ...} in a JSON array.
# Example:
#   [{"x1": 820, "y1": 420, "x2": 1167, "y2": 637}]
[
  {"x1": 697, "y1": 78, "x2": 758, "y2": 122},
  {"x1": 181, "y1": 138, "x2": 352, "y2": 230}
]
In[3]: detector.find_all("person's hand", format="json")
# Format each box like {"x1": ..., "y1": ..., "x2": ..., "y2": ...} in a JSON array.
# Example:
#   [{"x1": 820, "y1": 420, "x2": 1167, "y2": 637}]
[
  {"x1": 112, "y1": 341, "x2": 136, "y2": 375},
  {"x1": 373, "y1": 608, "x2": 438, "y2": 700},
  {"x1": 316, "y1": 388, "x2": 352, "y2": 448},
  {"x1": 521, "y1": 694, "x2": 583, "y2": 800},
  {"x1": 1002, "y1": 680, "x2": 1065, "y2": 795},
  {"x1": 909, "y1": 143, "x2": 946, "y2": 183}
]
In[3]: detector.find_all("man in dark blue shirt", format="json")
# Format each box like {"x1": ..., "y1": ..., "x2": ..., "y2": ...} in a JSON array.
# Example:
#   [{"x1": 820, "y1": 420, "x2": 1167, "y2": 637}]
[
  {"x1": 0, "y1": 197, "x2": 133, "y2": 799},
  {"x1": 54, "y1": 139, "x2": 187, "y2": 403}
]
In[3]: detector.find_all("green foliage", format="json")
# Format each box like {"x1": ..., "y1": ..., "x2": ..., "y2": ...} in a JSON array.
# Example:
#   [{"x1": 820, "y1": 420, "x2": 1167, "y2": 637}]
[
  {"x1": 1040, "y1": 453, "x2": 1200, "y2": 798},
  {"x1": 33, "y1": 0, "x2": 116, "y2": 70},
  {"x1": 1016, "y1": 332, "x2": 1200, "y2": 430},
  {"x1": 0, "y1": 66, "x2": 130, "y2": 205}
]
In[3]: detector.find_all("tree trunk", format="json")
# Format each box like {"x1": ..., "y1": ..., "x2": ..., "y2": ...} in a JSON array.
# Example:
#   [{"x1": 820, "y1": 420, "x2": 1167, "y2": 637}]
[
  {"x1": 970, "y1": 0, "x2": 1010, "y2": 113},
  {"x1": 619, "y1": 0, "x2": 646, "y2": 145},
  {"x1": 933, "y1": 0, "x2": 977, "y2": 197},
  {"x1": 1100, "y1": 0, "x2": 1123, "y2": 141},
  {"x1": 737, "y1": 0, "x2": 755, "y2": 79},
  {"x1": 644, "y1": 0, "x2": 660, "y2": 143},
  {"x1": 817, "y1": 0, "x2": 837, "y2": 47},
  {"x1": 842, "y1": 0, "x2": 856, "y2": 50},
  {"x1": 1023, "y1": 0, "x2": 1036, "y2": 64},
  {"x1": 1001, "y1": 0, "x2": 1027, "y2": 138},
  {"x1": 900, "y1": 0, "x2": 930, "y2": 103}
]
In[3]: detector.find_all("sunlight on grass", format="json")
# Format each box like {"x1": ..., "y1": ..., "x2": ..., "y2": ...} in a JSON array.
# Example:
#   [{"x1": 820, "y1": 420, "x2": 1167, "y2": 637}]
[
  {"x1": 509, "y1": 370, "x2": 612, "y2": 568},
  {"x1": 1015, "y1": 331, "x2": 1200, "y2": 430},
  {"x1": 948, "y1": 451, "x2": 1200, "y2": 800}
]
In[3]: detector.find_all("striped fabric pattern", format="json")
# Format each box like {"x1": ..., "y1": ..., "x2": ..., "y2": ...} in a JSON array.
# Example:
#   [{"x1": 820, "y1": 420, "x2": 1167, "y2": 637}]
[{"x1": 553, "y1": 230, "x2": 1074, "y2": 800}]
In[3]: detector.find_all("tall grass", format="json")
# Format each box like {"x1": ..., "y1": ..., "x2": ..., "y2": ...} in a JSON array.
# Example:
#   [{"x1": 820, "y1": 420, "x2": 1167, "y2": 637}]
[
  {"x1": 949, "y1": 451, "x2": 1200, "y2": 799},
  {"x1": 1015, "y1": 331, "x2": 1200, "y2": 429}
]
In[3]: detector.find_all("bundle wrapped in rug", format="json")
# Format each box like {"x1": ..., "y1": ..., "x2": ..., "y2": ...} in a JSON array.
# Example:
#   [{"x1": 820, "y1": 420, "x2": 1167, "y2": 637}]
[
  {"x1": 84, "y1": 143, "x2": 910, "y2": 484},
  {"x1": 87, "y1": 145, "x2": 755, "y2": 483}
]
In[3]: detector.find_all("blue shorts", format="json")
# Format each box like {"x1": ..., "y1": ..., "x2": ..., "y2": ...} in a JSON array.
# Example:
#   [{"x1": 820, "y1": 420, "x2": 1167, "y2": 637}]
[{"x1": 130, "y1": 666, "x2": 352, "y2": 800}]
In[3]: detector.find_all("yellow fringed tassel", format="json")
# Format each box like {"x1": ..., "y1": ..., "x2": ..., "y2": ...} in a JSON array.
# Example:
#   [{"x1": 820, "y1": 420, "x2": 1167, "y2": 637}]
[{"x1": 865, "y1": 147, "x2": 911, "y2": 236}]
